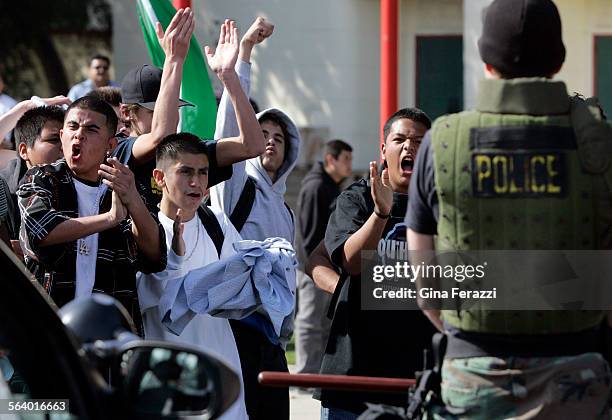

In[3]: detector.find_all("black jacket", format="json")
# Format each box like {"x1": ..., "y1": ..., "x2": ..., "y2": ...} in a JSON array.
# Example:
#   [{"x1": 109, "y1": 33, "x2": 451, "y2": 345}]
[{"x1": 296, "y1": 162, "x2": 341, "y2": 265}]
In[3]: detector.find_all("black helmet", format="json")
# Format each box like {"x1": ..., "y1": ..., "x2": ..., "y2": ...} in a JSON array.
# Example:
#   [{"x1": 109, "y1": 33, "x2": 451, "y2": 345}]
[{"x1": 58, "y1": 294, "x2": 136, "y2": 343}]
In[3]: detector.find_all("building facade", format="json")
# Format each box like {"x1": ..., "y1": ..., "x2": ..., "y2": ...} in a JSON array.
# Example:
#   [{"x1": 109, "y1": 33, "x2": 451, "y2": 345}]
[{"x1": 111, "y1": 0, "x2": 612, "y2": 171}]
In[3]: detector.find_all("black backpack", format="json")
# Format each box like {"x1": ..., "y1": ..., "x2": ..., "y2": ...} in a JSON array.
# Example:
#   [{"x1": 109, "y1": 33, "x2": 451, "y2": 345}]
[
  {"x1": 196, "y1": 204, "x2": 224, "y2": 258},
  {"x1": 227, "y1": 176, "x2": 294, "y2": 233},
  {"x1": 228, "y1": 176, "x2": 257, "y2": 233}
]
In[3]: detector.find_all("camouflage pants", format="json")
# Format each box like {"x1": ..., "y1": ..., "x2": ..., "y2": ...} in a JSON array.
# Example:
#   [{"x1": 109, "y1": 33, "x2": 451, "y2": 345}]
[{"x1": 435, "y1": 352, "x2": 612, "y2": 420}]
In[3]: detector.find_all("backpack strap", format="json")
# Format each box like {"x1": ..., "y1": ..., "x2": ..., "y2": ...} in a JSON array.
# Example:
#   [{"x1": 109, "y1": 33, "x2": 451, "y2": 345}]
[
  {"x1": 229, "y1": 176, "x2": 257, "y2": 232},
  {"x1": 202, "y1": 193, "x2": 211, "y2": 207},
  {"x1": 284, "y1": 202, "x2": 294, "y2": 225},
  {"x1": 196, "y1": 204, "x2": 224, "y2": 258},
  {"x1": 229, "y1": 177, "x2": 295, "y2": 233}
]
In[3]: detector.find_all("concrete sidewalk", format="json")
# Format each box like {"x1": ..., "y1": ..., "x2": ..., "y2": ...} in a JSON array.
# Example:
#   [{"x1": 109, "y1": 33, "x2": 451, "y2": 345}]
[
  {"x1": 290, "y1": 388, "x2": 320, "y2": 419},
  {"x1": 288, "y1": 364, "x2": 320, "y2": 419}
]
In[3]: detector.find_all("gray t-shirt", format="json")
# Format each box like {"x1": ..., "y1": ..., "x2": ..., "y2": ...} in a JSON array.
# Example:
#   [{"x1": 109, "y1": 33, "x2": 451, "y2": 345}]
[{"x1": 405, "y1": 131, "x2": 439, "y2": 234}]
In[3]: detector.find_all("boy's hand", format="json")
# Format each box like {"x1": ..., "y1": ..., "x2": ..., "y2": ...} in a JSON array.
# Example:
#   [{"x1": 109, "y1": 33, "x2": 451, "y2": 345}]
[
  {"x1": 29, "y1": 95, "x2": 72, "y2": 109},
  {"x1": 241, "y1": 17, "x2": 274, "y2": 47},
  {"x1": 172, "y1": 208, "x2": 186, "y2": 256},
  {"x1": 205, "y1": 19, "x2": 240, "y2": 81},
  {"x1": 108, "y1": 190, "x2": 128, "y2": 226},
  {"x1": 99, "y1": 157, "x2": 140, "y2": 210},
  {"x1": 155, "y1": 7, "x2": 195, "y2": 62},
  {"x1": 10, "y1": 240, "x2": 23, "y2": 260},
  {"x1": 239, "y1": 17, "x2": 274, "y2": 63},
  {"x1": 370, "y1": 161, "x2": 393, "y2": 217}
]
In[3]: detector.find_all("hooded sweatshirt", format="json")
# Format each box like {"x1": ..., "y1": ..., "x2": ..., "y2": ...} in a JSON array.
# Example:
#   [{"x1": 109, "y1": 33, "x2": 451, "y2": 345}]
[
  {"x1": 209, "y1": 60, "x2": 301, "y2": 347},
  {"x1": 296, "y1": 161, "x2": 341, "y2": 266}
]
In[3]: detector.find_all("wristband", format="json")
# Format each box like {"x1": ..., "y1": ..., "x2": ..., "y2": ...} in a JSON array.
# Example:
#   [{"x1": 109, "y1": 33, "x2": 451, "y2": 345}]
[{"x1": 374, "y1": 209, "x2": 390, "y2": 219}]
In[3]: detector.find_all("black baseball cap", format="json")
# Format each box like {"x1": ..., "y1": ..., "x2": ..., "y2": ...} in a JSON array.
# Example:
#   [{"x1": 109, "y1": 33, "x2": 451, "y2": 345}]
[
  {"x1": 120, "y1": 64, "x2": 193, "y2": 110},
  {"x1": 478, "y1": 0, "x2": 566, "y2": 78}
]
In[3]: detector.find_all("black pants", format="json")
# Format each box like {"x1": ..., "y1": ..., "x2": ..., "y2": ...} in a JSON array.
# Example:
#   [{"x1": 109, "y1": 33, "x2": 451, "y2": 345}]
[{"x1": 230, "y1": 319, "x2": 289, "y2": 420}]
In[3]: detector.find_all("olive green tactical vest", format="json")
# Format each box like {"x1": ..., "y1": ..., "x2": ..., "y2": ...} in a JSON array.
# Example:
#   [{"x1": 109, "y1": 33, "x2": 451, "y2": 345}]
[{"x1": 432, "y1": 78, "x2": 612, "y2": 335}]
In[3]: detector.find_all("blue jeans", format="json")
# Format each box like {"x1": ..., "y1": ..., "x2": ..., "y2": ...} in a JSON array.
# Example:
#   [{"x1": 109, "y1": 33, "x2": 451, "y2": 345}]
[{"x1": 320, "y1": 405, "x2": 359, "y2": 420}]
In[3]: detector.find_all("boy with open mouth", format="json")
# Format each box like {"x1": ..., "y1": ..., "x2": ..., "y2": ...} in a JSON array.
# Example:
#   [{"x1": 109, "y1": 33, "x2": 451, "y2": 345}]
[{"x1": 18, "y1": 95, "x2": 166, "y2": 334}]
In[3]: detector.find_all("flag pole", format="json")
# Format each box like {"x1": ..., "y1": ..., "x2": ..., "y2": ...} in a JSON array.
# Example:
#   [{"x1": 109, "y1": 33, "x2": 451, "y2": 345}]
[
  {"x1": 172, "y1": 0, "x2": 191, "y2": 10},
  {"x1": 380, "y1": 0, "x2": 398, "y2": 156}
]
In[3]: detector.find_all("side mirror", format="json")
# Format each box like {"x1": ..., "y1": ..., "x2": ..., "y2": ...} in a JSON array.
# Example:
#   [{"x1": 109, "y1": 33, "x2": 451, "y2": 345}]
[{"x1": 118, "y1": 342, "x2": 240, "y2": 419}]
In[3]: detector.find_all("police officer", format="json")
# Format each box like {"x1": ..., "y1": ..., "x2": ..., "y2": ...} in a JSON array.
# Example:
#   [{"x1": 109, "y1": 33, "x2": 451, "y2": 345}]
[{"x1": 406, "y1": 0, "x2": 612, "y2": 418}]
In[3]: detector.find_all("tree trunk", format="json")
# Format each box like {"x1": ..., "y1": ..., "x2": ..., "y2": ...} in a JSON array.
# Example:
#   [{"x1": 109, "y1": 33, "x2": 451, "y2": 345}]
[{"x1": 34, "y1": 35, "x2": 69, "y2": 96}]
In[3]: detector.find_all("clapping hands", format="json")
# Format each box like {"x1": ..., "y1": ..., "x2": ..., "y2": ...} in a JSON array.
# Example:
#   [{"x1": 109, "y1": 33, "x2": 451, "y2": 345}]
[{"x1": 370, "y1": 161, "x2": 393, "y2": 217}]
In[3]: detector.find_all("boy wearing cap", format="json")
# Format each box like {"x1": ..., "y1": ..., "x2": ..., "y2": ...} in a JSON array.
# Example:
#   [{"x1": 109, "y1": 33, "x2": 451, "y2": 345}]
[
  {"x1": 406, "y1": 0, "x2": 612, "y2": 417},
  {"x1": 118, "y1": 10, "x2": 264, "y2": 212}
]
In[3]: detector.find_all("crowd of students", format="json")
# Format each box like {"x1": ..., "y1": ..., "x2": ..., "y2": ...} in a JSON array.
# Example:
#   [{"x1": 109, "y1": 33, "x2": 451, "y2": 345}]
[
  {"x1": 0, "y1": 8, "x2": 370, "y2": 419},
  {"x1": 0, "y1": 10, "x2": 294, "y2": 420}
]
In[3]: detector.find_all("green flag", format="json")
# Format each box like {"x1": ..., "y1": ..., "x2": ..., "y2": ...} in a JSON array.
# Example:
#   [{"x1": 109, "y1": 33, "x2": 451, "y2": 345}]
[{"x1": 136, "y1": 0, "x2": 217, "y2": 139}]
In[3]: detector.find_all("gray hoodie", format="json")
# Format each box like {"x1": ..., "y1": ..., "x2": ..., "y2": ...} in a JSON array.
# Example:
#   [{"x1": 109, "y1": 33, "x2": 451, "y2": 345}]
[
  {"x1": 209, "y1": 61, "x2": 300, "y2": 347},
  {"x1": 209, "y1": 61, "x2": 300, "y2": 244}
]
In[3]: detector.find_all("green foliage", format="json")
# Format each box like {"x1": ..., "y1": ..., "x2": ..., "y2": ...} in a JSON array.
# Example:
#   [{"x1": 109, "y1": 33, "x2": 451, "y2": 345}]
[{"x1": 286, "y1": 335, "x2": 295, "y2": 365}]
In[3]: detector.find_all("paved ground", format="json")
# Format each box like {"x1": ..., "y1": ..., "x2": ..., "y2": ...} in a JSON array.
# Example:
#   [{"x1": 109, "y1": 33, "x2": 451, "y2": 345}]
[
  {"x1": 288, "y1": 364, "x2": 320, "y2": 419},
  {"x1": 290, "y1": 388, "x2": 320, "y2": 419}
]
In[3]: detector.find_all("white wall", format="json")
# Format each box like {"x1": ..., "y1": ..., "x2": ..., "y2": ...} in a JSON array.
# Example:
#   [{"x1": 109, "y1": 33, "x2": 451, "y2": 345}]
[
  {"x1": 199, "y1": 0, "x2": 463, "y2": 168},
  {"x1": 111, "y1": 0, "x2": 612, "y2": 170},
  {"x1": 112, "y1": 0, "x2": 382, "y2": 170},
  {"x1": 463, "y1": 0, "x2": 612, "y2": 107},
  {"x1": 556, "y1": 0, "x2": 612, "y2": 97},
  {"x1": 111, "y1": 0, "x2": 150, "y2": 79},
  {"x1": 463, "y1": 0, "x2": 491, "y2": 110},
  {"x1": 195, "y1": 0, "x2": 381, "y2": 169}
]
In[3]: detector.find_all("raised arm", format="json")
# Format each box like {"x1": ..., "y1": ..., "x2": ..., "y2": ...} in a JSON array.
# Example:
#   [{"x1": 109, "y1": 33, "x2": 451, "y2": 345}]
[
  {"x1": 215, "y1": 17, "x2": 275, "y2": 140},
  {"x1": 130, "y1": 8, "x2": 194, "y2": 164},
  {"x1": 207, "y1": 18, "x2": 272, "y2": 165},
  {"x1": 240, "y1": 17, "x2": 274, "y2": 64},
  {"x1": 0, "y1": 96, "x2": 71, "y2": 140},
  {"x1": 341, "y1": 162, "x2": 393, "y2": 275}
]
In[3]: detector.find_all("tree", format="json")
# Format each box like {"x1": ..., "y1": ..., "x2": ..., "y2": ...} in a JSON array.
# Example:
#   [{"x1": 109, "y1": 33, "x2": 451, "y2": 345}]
[{"x1": 0, "y1": 0, "x2": 111, "y2": 98}]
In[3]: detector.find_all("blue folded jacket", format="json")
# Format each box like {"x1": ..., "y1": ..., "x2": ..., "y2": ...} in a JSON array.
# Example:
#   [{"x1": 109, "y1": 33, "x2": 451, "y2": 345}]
[{"x1": 158, "y1": 237, "x2": 296, "y2": 336}]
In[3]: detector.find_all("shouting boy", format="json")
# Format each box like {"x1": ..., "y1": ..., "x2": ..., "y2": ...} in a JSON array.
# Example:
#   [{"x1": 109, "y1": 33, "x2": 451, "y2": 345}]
[{"x1": 138, "y1": 134, "x2": 249, "y2": 420}]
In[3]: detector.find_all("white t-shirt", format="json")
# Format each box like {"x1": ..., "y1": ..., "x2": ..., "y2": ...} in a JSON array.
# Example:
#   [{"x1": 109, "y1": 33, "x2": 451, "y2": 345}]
[
  {"x1": 74, "y1": 179, "x2": 102, "y2": 299},
  {"x1": 137, "y1": 208, "x2": 248, "y2": 420}
]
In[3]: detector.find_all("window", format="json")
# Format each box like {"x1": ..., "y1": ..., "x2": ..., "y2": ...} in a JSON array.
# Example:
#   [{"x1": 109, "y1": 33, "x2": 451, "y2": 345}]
[
  {"x1": 594, "y1": 36, "x2": 612, "y2": 115},
  {"x1": 416, "y1": 36, "x2": 463, "y2": 120}
]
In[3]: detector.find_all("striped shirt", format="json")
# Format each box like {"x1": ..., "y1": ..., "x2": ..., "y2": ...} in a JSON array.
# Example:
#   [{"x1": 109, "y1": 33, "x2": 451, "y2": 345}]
[{"x1": 18, "y1": 159, "x2": 166, "y2": 333}]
